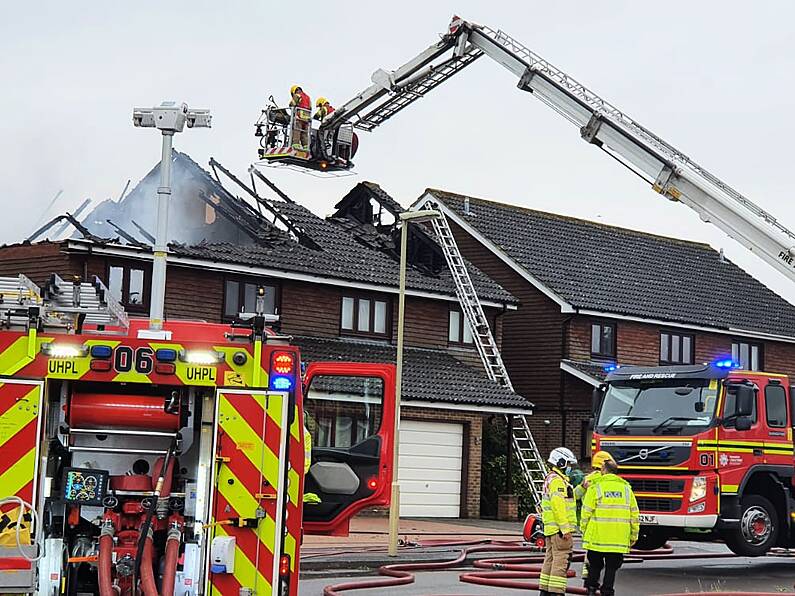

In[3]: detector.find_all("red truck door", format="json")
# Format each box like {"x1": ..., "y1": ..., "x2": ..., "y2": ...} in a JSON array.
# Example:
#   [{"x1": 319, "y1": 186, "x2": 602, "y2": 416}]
[{"x1": 301, "y1": 362, "x2": 396, "y2": 535}]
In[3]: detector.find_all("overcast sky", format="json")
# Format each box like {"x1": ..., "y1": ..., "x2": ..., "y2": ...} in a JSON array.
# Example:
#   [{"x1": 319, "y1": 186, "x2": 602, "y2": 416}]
[{"x1": 4, "y1": 1, "x2": 795, "y2": 304}]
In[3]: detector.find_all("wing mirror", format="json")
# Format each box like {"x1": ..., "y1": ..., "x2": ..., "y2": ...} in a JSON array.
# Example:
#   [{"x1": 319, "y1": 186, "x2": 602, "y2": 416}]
[
  {"x1": 592, "y1": 385, "x2": 605, "y2": 417},
  {"x1": 734, "y1": 385, "x2": 754, "y2": 417}
]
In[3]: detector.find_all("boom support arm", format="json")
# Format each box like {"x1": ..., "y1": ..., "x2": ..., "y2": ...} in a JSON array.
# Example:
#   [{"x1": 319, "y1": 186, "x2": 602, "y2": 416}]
[{"x1": 328, "y1": 16, "x2": 795, "y2": 284}]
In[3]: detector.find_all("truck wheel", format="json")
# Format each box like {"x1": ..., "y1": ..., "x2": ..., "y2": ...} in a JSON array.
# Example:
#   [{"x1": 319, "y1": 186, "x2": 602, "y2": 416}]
[
  {"x1": 723, "y1": 495, "x2": 779, "y2": 557},
  {"x1": 633, "y1": 527, "x2": 668, "y2": 551}
]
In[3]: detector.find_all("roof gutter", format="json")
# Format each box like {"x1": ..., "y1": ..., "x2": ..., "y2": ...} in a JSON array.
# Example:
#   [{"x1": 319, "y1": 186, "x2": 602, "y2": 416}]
[{"x1": 63, "y1": 239, "x2": 515, "y2": 310}]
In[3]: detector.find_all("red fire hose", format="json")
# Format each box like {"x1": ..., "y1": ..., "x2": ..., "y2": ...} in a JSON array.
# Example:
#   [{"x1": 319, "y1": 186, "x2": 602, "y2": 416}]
[
  {"x1": 322, "y1": 541, "x2": 791, "y2": 596},
  {"x1": 98, "y1": 533, "x2": 114, "y2": 596},
  {"x1": 160, "y1": 528, "x2": 181, "y2": 596},
  {"x1": 139, "y1": 536, "x2": 159, "y2": 596}
]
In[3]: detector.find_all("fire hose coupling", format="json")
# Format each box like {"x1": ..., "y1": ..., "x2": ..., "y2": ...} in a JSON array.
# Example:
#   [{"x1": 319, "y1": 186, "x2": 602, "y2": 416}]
[
  {"x1": 100, "y1": 519, "x2": 115, "y2": 538},
  {"x1": 167, "y1": 526, "x2": 182, "y2": 542}
]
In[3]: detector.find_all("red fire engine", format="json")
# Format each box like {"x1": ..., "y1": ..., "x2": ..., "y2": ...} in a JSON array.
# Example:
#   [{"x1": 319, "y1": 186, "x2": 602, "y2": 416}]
[
  {"x1": 592, "y1": 363, "x2": 795, "y2": 555},
  {"x1": 0, "y1": 273, "x2": 395, "y2": 595}
]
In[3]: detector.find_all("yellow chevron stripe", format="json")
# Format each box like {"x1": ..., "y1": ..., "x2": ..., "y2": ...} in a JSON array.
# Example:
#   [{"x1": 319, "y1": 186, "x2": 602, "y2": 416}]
[
  {"x1": 213, "y1": 523, "x2": 271, "y2": 592},
  {"x1": 0, "y1": 336, "x2": 40, "y2": 376},
  {"x1": 283, "y1": 532, "x2": 297, "y2": 572},
  {"x1": 218, "y1": 394, "x2": 280, "y2": 486},
  {"x1": 721, "y1": 484, "x2": 739, "y2": 494},
  {"x1": 287, "y1": 468, "x2": 300, "y2": 508},
  {"x1": 0, "y1": 385, "x2": 39, "y2": 447},
  {"x1": 0, "y1": 448, "x2": 37, "y2": 497},
  {"x1": 215, "y1": 466, "x2": 278, "y2": 550}
]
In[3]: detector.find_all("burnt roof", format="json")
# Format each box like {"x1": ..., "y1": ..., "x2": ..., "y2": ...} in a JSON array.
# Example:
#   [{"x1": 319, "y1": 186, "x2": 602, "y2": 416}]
[
  {"x1": 67, "y1": 155, "x2": 515, "y2": 305},
  {"x1": 428, "y1": 188, "x2": 795, "y2": 338},
  {"x1": 294, "y1": 335, "x2": 532, "y2": 410}
]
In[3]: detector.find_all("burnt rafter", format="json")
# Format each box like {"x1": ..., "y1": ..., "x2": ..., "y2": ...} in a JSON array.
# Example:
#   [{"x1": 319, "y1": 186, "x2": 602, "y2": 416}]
[
  {"x1": 27, "y1": 211, "x2": 109, "y2": 244},
  {"x1": 106, "y1": 219, "x2": 150, "y2": 248},
  {"x1": 209, "y1": 158, "x2": 322, "y2": 251},
  {"x1": 194, "y1": 188, "x2": 282, "y2": 245}
]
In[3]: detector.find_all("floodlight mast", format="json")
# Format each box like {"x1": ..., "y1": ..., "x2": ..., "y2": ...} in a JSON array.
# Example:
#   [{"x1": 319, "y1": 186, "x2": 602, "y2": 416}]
[{"x1": 132, "y1": 101, "x2": 211, "y2": 331}]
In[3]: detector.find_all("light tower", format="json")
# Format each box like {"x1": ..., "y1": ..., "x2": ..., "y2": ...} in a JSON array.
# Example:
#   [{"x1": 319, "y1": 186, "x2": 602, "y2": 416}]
[{"x1": 132, "y1": 102, "x2": 211, "y2": 332}]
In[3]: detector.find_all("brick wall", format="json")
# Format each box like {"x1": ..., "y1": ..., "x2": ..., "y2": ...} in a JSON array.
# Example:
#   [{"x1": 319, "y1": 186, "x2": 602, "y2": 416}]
[
  {"x1": 448, "y1": 220, "x2": 564, "y2": 407},
  {"x1": 401, "y1": 406, "x2": 484, "y2": 518}
]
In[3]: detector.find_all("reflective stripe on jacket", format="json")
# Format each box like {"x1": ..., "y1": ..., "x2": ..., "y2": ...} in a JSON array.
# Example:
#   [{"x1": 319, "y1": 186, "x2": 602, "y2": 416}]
[
  {"x1": 541, "y1": 468, "x2": 577, "y2": 536},
  {"x1": 580, "y1": 473, "x2": 640, "y2": 553}
]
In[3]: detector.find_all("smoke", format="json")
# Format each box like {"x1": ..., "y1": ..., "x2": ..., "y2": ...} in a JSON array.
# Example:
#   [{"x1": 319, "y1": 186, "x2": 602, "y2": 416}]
[{"x1": 78, "y1": 152, "x2": 252, "y2": 246}]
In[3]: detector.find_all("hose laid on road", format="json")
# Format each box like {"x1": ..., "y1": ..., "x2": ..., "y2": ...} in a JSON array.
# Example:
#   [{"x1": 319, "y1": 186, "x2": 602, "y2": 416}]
[{"x1": 322, "y1": 540, "x2": 791, "y2": 596}]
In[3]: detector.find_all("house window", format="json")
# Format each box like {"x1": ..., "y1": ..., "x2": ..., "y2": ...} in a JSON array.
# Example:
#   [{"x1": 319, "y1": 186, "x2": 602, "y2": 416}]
[
  {"x1": 590, "y1": 321, "x2": 616, "y2": 359},
  {"x1": 223, "y1": 279, "x2": 278, "y2": 319},
  {"x1": 660, "y1": 331, "x2": 694, "y2": 365},
  {"x1": 107, "y1": 263, "x2": 149, "y2": 311},
  {"x1": 764, "y1": 384, "x2": 788, "y2": 428},
  {"x1": 448, "y1": 309, "x2": 474, "y2": 345},
  {"x1": 341, "y1": 295, "x2": 389, "y2": 337},
  {"x1": 731, "y1": 340, "x2": 763, "y2": 371}
]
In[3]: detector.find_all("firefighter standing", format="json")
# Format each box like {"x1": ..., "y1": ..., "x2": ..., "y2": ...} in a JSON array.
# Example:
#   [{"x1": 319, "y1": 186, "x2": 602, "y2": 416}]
[
  {"x1": 539, "y1": 447, "x2": 578, "y2": 596},
  {"x1": 580, "y1": 459, "x2": 640, "y2": 596},
  {"x1": 314, "y1": 97, "x2": 335, "y2": 121},
  {"x1": 289, "y1": 85, "x2": 312, "y2": 150}
]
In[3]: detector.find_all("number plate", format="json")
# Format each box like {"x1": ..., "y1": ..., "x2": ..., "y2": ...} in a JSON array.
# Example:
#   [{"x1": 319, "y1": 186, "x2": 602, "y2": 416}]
[{"x1": 639, "y1": 514, "x2": 658, "y2": 524}]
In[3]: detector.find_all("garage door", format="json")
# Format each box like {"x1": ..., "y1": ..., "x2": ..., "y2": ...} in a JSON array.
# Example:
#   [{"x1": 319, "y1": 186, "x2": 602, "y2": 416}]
[{"x1": 398, "y1": 420, "x2": 463, "y2": 517}]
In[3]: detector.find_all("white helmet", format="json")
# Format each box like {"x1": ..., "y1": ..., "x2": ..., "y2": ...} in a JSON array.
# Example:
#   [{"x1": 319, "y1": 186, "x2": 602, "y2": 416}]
[{"x1": 548, "y1": 447, "x2": 577, "y2": 469}]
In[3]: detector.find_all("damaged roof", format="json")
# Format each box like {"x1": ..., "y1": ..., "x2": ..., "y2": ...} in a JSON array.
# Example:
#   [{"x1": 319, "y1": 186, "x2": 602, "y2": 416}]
[
  {"x1": 294, "y1": 335, "x2": 532, "y2": 411},
  {"x1": 70, "y1": 155, "x2": 515, "y2": 305},
  {"x1": 427, "y1": 188, "x2": 795, "y2": 338}
]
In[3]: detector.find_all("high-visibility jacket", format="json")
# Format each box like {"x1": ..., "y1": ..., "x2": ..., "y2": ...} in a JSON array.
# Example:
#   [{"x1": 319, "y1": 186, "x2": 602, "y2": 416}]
[
  {"x1": 574, "y1": 470, "x2": 602, "y2": 501},
  {"x1": 290, "y1": 90, "x2": 311, "y2": 110},
  {"x1": 540, "y1": 468, "x2": 577, "y2": 536},
  {"x1": 580, "y1": 473, "x2": 640, "y2": 553}
]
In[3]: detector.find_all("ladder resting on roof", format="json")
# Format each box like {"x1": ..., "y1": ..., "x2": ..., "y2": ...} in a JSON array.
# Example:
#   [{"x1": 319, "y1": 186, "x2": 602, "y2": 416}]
[{"x1": 419, "y1": 201, "x2": 547, "y2": 512}]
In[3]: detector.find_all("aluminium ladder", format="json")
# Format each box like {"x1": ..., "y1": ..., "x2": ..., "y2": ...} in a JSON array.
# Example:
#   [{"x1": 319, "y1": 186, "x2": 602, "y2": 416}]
[
  {"x1": 0, "y1": 273, "x2": 128, "y2": 332},
  {"x1": 420, "y1": 202, "x2": 547, "y2": 512}
]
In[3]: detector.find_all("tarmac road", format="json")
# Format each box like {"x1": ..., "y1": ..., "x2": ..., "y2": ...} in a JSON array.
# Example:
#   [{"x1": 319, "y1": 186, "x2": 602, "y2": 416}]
[{"x1": 299, "y1": 541, "x2": 795, "y2": 595}]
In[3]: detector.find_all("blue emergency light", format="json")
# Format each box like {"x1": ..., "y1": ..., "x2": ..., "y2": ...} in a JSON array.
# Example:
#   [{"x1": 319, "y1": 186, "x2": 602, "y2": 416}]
[
  {"x1": 714, "y1": 358, "x2": 739, "y2": 369},
  {"x1": 90, "y1": 345, "x2": 113, "y2": 359},
  {"x1": 156, "y1": 348, "x2": 178, "y2": 362},
  {"x1": 271, "y1": 376, "x2": 293, "y2": 391}
]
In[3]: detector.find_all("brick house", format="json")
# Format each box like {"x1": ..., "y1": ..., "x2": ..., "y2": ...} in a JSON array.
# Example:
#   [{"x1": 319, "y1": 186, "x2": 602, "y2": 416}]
[
  {"x1": 417, "y1": 189, "x2": 795, "y2": 460},
  {"x1": 0, "y1": 155, "x2": 531, "y2": 518}
]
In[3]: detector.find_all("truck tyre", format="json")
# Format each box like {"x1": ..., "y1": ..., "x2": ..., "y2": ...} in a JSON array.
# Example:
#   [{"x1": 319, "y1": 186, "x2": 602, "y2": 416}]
[
  {"x1": 633, "y1": 527, "x2": 668, "y2": 551},
  {"x1": 723, "y1": 494, "x2": 779, "y2": 557}
]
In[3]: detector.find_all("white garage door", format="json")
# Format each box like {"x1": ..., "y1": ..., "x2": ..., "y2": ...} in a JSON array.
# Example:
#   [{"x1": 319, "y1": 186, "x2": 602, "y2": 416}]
[{"x1": 398, "y1": 420, "x2": 463, "y2": 517}]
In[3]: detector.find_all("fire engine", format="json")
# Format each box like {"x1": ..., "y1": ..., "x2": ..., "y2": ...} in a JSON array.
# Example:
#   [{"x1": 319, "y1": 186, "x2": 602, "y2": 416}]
[
  {"x1": 255, "y1": 16, "x2": 795, "y2": 555},
  {"x1": 0, "y1": 273, "x2": 395, "y2": 595},
  {"x1": 591, "y1": 363, "x2": 794, "y2": 556}
]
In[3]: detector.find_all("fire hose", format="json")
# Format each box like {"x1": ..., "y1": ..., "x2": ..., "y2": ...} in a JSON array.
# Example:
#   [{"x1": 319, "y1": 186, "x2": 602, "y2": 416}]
[{"x1": 322, "y1": 540, "x2": 792, "y2": 596}]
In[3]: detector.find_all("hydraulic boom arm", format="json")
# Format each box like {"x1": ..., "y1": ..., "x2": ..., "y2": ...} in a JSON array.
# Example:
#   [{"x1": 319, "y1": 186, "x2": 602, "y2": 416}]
[{"x1": 326, "y1": 16, "x2": 795, "y2": 284}]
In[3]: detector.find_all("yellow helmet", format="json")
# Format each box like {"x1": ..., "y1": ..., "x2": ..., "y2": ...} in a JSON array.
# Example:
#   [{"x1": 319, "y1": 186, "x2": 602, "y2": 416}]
[
  {"x1": 315, "y1": 96, "x2": 329, "y2": 107},
  {"x1": 592, "y1": 450, "x2": 614, "y2": 468},
  {"x1": 290, "y1": 85, "x2": 301, "y2": 95}
]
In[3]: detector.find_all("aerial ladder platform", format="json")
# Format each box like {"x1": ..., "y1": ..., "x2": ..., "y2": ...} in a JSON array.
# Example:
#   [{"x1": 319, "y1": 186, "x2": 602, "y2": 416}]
[{"x1": 256, "y1": 15, "x2": 795, "y2": 509}]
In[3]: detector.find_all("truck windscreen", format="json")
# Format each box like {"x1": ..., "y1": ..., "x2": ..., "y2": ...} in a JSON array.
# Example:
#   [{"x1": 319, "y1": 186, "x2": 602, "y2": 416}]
[{"x1": 596, "y1": 380, "x2": 719, "y2": 435}]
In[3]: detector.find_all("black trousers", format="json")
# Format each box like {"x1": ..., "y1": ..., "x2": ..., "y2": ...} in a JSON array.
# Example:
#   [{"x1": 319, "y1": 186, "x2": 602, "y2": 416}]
[{"x1": 584, "y1": 550, "x2": 624, "y2": 596}]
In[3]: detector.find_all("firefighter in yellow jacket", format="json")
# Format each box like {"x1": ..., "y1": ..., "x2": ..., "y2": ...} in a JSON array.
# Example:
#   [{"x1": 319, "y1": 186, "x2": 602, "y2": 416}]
[
  {"x1": 580, "y1": 458, "x2": 639, "y2": 596},
  {"x1": 574, "y1": 450, "x2": 615, "y2": 585},
  {"x1": 539, "y1": 447, "x2": 578, "y2": 595}
]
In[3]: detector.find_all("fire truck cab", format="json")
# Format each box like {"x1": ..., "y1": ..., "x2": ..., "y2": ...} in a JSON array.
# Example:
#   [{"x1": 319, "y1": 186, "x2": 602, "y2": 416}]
[
  {"x1": 592, "y1": 362, "x2": 795, "y2": 556},
  {"x1": 0, "y1": 274, "x2": 395, "y2": 595}
]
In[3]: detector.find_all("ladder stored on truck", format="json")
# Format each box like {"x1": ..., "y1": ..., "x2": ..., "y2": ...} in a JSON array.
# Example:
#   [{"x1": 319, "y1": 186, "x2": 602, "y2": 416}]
[
  {"x1": 419, "y1": 201, "x2": 547, "y2": 512},
  {"x1": 0, "y1": 273, "x2": 129, "y2": 332}
]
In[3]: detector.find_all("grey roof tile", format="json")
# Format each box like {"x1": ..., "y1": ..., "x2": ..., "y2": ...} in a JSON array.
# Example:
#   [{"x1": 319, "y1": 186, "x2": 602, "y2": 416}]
[
  {"x1": 294, "y1": 335, "x2": 532, "y2": 410},
  {"x1": 430, "y1": 189, "x2": 795, "y2": 338}
]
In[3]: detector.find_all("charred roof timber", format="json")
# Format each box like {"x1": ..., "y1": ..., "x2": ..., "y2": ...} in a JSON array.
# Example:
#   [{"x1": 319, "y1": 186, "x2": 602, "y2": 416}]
[
  {"x1": 209, "y1": 158, "x2": 321, "y2": 251},
  {"x1": 331, "y1": 182, "x2": 446, "y2": 275}
]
